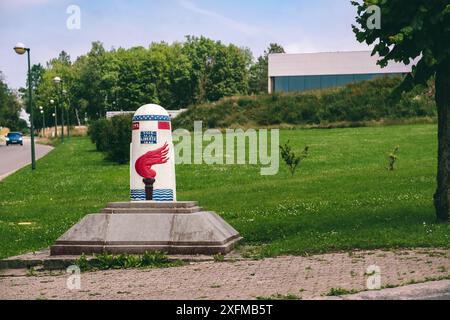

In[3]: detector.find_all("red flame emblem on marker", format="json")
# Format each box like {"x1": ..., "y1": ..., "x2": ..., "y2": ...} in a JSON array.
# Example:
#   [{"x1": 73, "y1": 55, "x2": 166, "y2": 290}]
[{"x1": 135, "y1": 142, "x2": 169, "y2": 179}]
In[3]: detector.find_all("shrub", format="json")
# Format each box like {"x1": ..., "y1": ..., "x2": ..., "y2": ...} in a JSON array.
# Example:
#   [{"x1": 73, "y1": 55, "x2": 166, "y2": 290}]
[
  {"x1": 88, "y1": 114, "x2": 132, "y2": 164},
  {"x1": 388, "y1": 146, "x2": 400, "y2": 171},
  {"x1": 88, "y1": 118, "x2": 111, "y2": 152},
  {"x1": 105, "y1": 115, "x2": 133, "y2": 164}
]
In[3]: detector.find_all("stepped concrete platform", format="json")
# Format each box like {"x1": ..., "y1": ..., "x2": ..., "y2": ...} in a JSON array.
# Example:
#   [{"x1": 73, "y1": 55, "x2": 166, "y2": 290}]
[{"x1": 50, "y1": 202, "x2": 242, "y2": 256}]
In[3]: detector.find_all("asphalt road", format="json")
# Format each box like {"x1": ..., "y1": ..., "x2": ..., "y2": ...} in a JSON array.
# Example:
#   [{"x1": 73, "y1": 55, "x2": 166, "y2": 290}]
[{"x1": 0, "y1": 137, "x2": 53, "y2": 180}]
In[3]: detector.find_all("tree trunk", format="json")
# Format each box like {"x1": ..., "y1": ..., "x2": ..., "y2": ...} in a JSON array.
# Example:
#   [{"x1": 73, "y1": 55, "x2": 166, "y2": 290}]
[
  {"x1": 75, "y1": 108, "x2": 81, "y2": 126},
  {"x1": 434, "y1": 58, "x2": 450, "y2": 222}
]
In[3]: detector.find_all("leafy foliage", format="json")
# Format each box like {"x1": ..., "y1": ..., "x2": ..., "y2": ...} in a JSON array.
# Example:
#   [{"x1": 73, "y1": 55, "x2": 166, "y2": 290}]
[
  {"x1": 213, "y1": 253, "x2": 225, "y2": 262},
  {"x1": 87, "y1": 118, "x2": 110, "y2": 152},
  {"x1": 105, "y1": 115, "x2": 133, "y2": 164},
  {"x1": 0, "y1": 72, "x2": 26, "y2": 130},
  {"x1": 26, "y1": 37, "x2": 272, "y2": 124},
  {"x1": 174, "y1": 76, "x2": 436, "y2": 130},
  {"x1": 280, "y1": 141, "x2": 309, "y2": 177},
  {"x1": 75, "y1": 251, "x2": 184, "y2": 272},
  {"x1": 249, "y1": 43, "x2": 285, "y2": 94},
  {"x1": 88, "y1": 114, "x2": 132, "y2": 164},
  {"x1": 19, "y1": 39, "x2": 285, "y2": 129},
  {"x1": 324, "y1": 287, "x2": 358, "y2": 297},
  {"x1": 388, "y1": 146, "x2": 400, "y2": 171},
  {"x1": 352, "y1": 0, "x2": 450, "y2": 93}
]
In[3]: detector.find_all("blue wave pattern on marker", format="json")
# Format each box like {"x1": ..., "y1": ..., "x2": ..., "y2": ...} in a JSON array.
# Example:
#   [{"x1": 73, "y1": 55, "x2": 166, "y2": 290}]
[
  {"x1": 130, "y1": 189, "x2": 174, "y2": 201},
  {"x1": 133, "y1": 115, "x2": 170, "y2": 122}
]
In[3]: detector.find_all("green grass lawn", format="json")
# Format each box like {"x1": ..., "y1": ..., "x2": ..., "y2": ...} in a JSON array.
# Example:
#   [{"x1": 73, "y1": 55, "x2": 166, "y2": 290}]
[{"x1": 0, "y1": 124, "x2": 448, "y2": 259}]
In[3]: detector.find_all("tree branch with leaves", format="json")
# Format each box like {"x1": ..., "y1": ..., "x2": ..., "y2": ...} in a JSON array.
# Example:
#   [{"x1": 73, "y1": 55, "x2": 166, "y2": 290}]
[{"x1": 352, "y1": 0, "x2": 450, "y2": 221}]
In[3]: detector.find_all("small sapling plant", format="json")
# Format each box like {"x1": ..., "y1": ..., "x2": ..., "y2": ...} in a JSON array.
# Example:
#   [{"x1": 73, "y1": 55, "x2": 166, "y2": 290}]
[
  {"x1": 280, "y1": 141, "x2": 309, "y2": 177},
  {"x1": 388, "y1": 146, "x2": 400, "y2": 171}
]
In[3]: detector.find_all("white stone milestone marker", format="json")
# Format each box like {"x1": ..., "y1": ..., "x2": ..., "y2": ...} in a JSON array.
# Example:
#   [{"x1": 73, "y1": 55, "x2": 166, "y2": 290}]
[
  {"x1": 51, "y1": 103, "x2": 241, "y2": 256},
  {"x1": 130, "y1": 104, "x2": 176, "y2": 201}
]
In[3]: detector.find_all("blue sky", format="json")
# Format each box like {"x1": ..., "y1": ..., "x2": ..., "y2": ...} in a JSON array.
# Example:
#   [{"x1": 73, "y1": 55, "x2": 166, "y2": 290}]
[{"x1": 0, "y1": 0, "x2": 370, "y2": 89}]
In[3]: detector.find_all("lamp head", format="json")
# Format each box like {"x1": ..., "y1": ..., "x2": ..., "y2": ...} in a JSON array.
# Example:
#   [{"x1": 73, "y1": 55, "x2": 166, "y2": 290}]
[
  {"x1": 14, "y1": 43, "x2": 27, "y2": 55},
  {"x1": 53, "y1": 76, "x2": 61, "y2": 84}
]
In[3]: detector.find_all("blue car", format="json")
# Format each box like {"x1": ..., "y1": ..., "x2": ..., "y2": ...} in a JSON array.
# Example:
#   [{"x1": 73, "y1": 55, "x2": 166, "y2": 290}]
[{"x1": 5, "y1": 132, "x2": 23, "y2": 146}]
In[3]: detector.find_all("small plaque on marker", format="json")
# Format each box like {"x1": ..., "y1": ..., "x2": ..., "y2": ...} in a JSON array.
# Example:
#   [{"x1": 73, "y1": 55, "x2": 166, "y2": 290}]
[{"x1": 140, "y1": 131, "x2": 157, "y2": 144}]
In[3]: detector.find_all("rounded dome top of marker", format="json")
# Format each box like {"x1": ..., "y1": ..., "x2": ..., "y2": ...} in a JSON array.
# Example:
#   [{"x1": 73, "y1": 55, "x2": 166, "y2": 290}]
[{"x1": 134, "y1": 104, "x2": 170, "y2": 118}]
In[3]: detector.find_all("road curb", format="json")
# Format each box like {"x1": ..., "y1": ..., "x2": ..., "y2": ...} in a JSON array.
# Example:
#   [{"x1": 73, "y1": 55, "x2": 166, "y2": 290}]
[{"x1": 333, "y1": 280, "x2": 450, "y2": 300}]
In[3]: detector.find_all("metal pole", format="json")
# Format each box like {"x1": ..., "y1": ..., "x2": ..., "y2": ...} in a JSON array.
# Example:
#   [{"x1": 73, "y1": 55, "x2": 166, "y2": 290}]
[
  {"x1": 60, "y1": 82, "x2": 64, "y2": 143},
  {"x1": 27, "y1": 49, "x2": 36, "y2": 170},
  {"x1": 67, "y1": 110, "x2": 70, "y2": 138},
  {"x1": 66, "y1": 95, "x2": 70, "y2": 138},
  {"x1": 54, "y1": 105, "x2": 58, "y2": 137}
]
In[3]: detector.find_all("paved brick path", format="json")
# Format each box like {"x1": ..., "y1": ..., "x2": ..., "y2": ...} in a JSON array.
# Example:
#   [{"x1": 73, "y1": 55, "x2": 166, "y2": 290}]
[{"x1": 1, "y1": 249, "x2": 448, "y2": 300}]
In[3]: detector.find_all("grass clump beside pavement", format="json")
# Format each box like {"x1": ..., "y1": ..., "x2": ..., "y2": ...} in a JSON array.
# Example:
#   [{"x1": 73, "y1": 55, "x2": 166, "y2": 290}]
[{"x1": 75, "y1": 251, "x2": 185, "y2": 272}]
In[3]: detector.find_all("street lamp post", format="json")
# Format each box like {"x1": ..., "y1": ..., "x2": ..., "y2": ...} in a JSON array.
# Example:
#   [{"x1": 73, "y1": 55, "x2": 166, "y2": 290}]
[
  {"x1": 50, "y1": 99, "x2": 58, "y2": 137},
  {"x1": 14, "y1": 42, "x2": 36, "y2": 170},
  {"x1": 39, "y1": 106, "x2": 45, "y2": 137},
  {"x1": 53, "y1": 77, "x2": 64, "y2": 143},
  {"x1": 52, "y1": 112, "x2": 56, "y2": 138},
  {"x1": 63, "y1": 89, "x2": 70, "y2": 138}
]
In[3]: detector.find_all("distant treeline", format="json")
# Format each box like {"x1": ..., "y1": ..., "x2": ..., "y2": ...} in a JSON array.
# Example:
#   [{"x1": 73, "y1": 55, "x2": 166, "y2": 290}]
[
  {"x1": 0, "y1": 73, "x2": 27, "y2": 131},
  {"x1": 173, "y1": 76, "x2": 436, "y2": 130},
  {"x1": 20, "y1": 37, "x2": 284, "y2": 127}
]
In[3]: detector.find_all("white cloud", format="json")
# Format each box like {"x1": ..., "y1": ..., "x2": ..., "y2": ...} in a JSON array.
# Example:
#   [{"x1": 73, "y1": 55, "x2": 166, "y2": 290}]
[{"x1": 179, "y1": 0, "x2": 264, "y2": 37}]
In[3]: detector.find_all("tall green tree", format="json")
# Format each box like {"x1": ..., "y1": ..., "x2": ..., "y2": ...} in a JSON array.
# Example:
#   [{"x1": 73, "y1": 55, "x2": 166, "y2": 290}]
[
  {"x1": 182, "y1": 36, "x2": 250, "y2": 104},
  {"x1": 115, "y1": 46, "x2": 154, "y2": 111},
  {"x1": 205, "y1": 44, "x2": 250, "y2": 101},
  {"x1": 56, "y1": 50, "x2": 71, "y2": 66},
  {"x1": 19, "y1": 63, "x2": 45, "y2": 120},
  {"x1": 249, "y1": 43, "x2": 285, "y2": 94},
  {"x1": 34, "y1": 52, "x2": 76, "y2": 128},
  {"x1": 75, "y1": 42, "x2": 109, "y2": 119},
  {"x1": 145, "y1": 42, "x2": 192, "y2": 109},
  {"x1": 182, "y1": 36, "x2": 221, "y2": 104},
  {"x1": 352, "y1": 0, "x2": 450, "y2": 221},
  {"x1": 29, "y1": 64, "x2": 45, "y2": 92},
  {"x1": 0, "y1": 71, "x2": 26, "y2": 131}
]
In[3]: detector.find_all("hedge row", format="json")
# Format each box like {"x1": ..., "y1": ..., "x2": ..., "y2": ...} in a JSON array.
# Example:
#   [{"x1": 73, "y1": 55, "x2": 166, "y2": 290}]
[
  {"x1": 173, "y1": 76, "x2": 436, "y2": 130},
  {"x1": 88, "y1": 114, "x2": 132, "y2": 164}
]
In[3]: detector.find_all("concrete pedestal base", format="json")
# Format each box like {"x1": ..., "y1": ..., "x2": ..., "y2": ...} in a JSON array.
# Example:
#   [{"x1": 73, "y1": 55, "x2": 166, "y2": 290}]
[{"x1": 50, "y1": 202, "x2": 242, "y2": 256}]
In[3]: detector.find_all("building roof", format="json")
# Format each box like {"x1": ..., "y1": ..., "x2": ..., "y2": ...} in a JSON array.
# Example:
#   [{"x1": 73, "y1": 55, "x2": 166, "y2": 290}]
[{"x1": 268, "y1": 51, "x2": 414, "y2": 77}]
